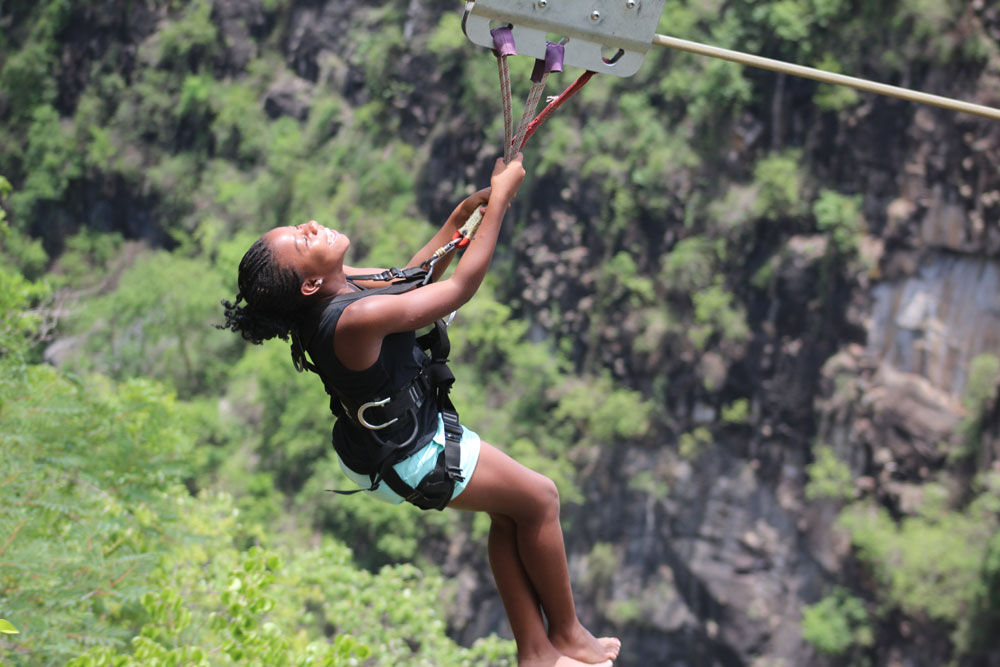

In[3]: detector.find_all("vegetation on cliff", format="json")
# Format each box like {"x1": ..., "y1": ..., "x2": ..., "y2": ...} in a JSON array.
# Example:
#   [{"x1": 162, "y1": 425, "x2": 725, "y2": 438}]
[{"x1": 1, "y1": 0, "x2": 999, "y2": 664}]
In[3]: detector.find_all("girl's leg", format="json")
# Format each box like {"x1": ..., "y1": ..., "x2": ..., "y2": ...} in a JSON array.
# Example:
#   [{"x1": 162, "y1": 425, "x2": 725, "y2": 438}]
[
  {"x1": 484, "y1": 512, "x2": 550, "y2": 657},
  {"x1": 449, "y1": 442, "x2": 620, "y2": 665}
]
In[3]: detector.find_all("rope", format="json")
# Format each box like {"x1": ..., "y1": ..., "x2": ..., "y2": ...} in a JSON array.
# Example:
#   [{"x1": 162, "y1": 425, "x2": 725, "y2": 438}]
[
  {"x1": 421, "y1": 36, "x2": 595, "y2": 276},
  {"x1": 651, "y1": 33, "x2": 1000, "y2": 122},
  {"x1": 511, "y1": 74, "x2": 549, "y2": 156},
  {"x1": 497, "y1": 54, "x2": 515, "y2": 163}
]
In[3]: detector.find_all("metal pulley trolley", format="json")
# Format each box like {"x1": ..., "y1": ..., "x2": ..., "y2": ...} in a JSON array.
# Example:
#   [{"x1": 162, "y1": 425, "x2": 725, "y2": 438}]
[{"x1": 461, "y1": 0, "x2": 1000, "y2": 121}]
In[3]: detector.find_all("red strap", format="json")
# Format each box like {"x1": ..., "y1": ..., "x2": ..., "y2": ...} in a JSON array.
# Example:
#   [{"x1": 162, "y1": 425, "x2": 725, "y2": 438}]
[{"x1": 521, "y1": 70, "x2": 596, "y2": 147}]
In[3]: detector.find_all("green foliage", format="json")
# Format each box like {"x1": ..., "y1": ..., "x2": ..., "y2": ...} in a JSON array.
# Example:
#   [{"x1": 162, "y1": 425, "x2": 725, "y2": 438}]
[
  {"x1": 627, "y1": 469, "x2": 670, "y2": 500},
  {"x1": 893, "y1": 0, "x2": 966, "y2": 63},
  {"x1": 62, "y1": 499, "x2": 514, "y2": 667},
  {"x1": 658, "y1": 12, "x2": 752, "y2": 130},
  {"x1": 0, "y1": 0, "x2": 71, "y2": 124},
  {"x1": 0, "y1": 174, "x2": 48, "y2": 277},
  {"x1": 706, "y1": 185, "x2": 758, "y2": 237},
  {"x1": 4, "y1": 2, "x2": 997, "y2": 663},
  {"x1": 427, "y1": 12, "x2": 470, "y2": 60},
  {"x1": 838, "y1": 477, "x2": 1000, "y2": 647},
  {"x1": 211, "y1": 81, "x2": 271, "y2": 163},
  {"x1": 964, "y1": 527, "x2": 1000, "y2": 659},
  {"x1": 954, "y1": 354, "x2": 1000, "y2": 460},
  {"x1": 752, "y1": 150, "x2": 807, "y2": 220},
  {"x1": 813, "y1": 55, "x2": 861, "y2": 111},
  {"x1": 721, "y1": 398, "x2": 750, "y2": 425},
  {"x1": 0, "y1": 263, "x2": 50, "y2": 363},
  {"x1": 0, "y1": 267, "x2": 513, "y2": 666},
  {"x1": 154, "y1": 0, "x2": 220, "y2": 71},
  {"x1": 62, "y1": 250, "x2": 236, "y2": 396},
  {"x1": 801, "y1": 587, "x2": 873, "y2": 657},
  {"x1": 51, "y1": 228, "x2": 124, "y2": 288},
  {"x1": 690, "y1": 283, "x2": 749, "y2": 350},
  {"x1": 0, "y1": 40, "x2": 57, "y2": 123},
  {"x1": 805, "y1": 445, "x2": 855, "y2": 501},
  {"x1": 552, "y1": 374, "x2": 653, "y2": 445},
  {"x1": 217, "y1": 342, "x2": 336, "y2": 523},
  {"x1": 964, "y1": 354, "x2": 1000, "y2": 415},
  {"x1": 0, "y1": 175, "x2": 9, "y2": 219},
  {"x1": 583, "y1": 542, "x2": 619, "y2": 592},
  {"x1": 679, "y1": 427, "x2": 712, "y2": 460},
  {"x1": 10, "y1": 105, "x2": 82, "y2": 219},
  {"x1": 660, "y1": 236, "x2": 718, "y2": 294},
  {"x1": 597, "y1": 251, "x2": 656, "y2": 310},
  {"x1": 814, "y1": 190, "x2": 864, "y2": 254},
  {"x1": 177, "y1": 74, "x2": 214, "y2": 120},
  {"x1": 0, "y1": 362, "x2": 194, "y2": 663}
]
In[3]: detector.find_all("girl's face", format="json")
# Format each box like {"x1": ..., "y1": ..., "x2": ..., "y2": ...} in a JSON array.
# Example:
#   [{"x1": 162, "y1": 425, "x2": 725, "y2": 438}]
[{"x1": 264, "y1": 220, "x2": 350, "y2": 287}]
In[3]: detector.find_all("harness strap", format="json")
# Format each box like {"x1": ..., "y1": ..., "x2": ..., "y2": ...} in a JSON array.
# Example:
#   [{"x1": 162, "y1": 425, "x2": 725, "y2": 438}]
[
  {"x1": 347, "y1": 266, "x2": 428, "y2": 283},
  {"x1": 304, "y1": 279, "x2": 464, "y2": 511},
  {"x1": 522, "y1": 70, "x2": 596, "y2": 147}
]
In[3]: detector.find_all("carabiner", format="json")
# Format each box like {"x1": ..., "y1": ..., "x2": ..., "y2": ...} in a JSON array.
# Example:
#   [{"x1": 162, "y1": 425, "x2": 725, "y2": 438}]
[{"x1": 357, "y1": 397, "x2": 399, "y2": 430}]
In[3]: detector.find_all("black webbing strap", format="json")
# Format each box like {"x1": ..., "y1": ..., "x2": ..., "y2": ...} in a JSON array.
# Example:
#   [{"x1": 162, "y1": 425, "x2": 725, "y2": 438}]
[
  {"x1": 347, "y1": 267, "x2": 428, "y2": 283},
  {"x1": 440, "y1": 406, "x2": 464, "y2": 484},
  {"x1": 419, "y1": 319, "x2": 464, "y2": 489},
  {"x1": 337, "y1": 373, "x2": 431, "y2": 430}
]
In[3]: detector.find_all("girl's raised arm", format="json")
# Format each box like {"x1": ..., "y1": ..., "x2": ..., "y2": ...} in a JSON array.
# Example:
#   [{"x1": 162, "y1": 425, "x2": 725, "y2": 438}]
[
  {"x1": 333, "y1": 155, "x2": 525, "y2": 371},
  {"x1": 404, "y1": 186, "x2": 492, "y2": 282}
]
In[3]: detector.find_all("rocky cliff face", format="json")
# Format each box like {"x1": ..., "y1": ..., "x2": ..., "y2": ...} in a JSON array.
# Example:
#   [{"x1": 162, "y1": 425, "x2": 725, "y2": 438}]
[{"x1": 463, "y1": 13, "x2": 1000, "y2": 667}]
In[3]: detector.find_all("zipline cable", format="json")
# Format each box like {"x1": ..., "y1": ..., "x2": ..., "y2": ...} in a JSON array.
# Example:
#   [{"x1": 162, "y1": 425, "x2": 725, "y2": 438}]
[{"x1": 651, "y1": 33, "x2": 1000, "y2": 122}]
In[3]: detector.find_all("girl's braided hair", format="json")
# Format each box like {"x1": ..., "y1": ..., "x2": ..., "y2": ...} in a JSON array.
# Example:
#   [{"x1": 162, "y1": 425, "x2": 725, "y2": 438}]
[{"x1": 219, "y1": 236, "x2": 303, "y2": 345}]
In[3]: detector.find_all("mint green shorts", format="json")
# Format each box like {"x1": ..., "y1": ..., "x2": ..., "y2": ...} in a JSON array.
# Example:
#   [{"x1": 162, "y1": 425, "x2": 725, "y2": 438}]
[{"x1": 336, "y1": 414, "x2": 481, "y2": 505}]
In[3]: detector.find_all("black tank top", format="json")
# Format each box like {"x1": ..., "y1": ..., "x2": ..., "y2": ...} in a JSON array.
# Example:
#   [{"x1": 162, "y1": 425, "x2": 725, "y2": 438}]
[{"x1": 299, "y1": 288, "x2": 439, "y2": 475}]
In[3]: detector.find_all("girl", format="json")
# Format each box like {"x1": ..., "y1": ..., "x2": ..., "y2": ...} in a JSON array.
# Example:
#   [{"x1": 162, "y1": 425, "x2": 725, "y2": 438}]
[{"x1": 221, "y1": 155, "x2": 620, "y2": 667}]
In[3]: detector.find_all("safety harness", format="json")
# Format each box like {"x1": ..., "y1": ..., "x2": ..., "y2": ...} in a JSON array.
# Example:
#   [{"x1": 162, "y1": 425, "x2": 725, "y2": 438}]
[{"x1": 293, "y1": 266, "x2": 465, "y2": 511}]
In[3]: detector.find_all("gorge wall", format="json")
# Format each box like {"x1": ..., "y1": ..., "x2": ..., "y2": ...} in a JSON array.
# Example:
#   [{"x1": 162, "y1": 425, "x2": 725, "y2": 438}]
[{"x1": 4, "y1": 0, "x2": 999, "y2": 665}]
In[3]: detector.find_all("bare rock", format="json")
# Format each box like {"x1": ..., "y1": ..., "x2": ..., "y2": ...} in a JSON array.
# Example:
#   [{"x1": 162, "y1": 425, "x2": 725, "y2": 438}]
[{"x1": 263, "y1": 71, "x2": 314, "y2": 120}]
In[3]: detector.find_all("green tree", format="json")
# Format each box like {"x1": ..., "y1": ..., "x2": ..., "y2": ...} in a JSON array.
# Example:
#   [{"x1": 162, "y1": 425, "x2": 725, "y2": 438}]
[
  {"x1": 62, "y1": 250, "x2": 237, "y2": 396},
  {"x1": 838, "y1": 477, "x2": 1000, "y2": 657}
]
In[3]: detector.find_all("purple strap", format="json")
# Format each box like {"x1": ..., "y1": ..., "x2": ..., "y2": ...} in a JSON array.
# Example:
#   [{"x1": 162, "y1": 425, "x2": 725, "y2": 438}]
[
  {"x1": 530, "y1": 41, "x2": 565, "y2": 82},
  {"x1": 491, "y1": 26, "x2": 516, "y2": 57}
]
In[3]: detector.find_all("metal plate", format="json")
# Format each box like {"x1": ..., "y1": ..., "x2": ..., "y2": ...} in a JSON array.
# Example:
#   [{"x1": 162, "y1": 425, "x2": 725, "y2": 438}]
[{"x1": 463, "y1": 0, "x2": 666, "y2": 77}]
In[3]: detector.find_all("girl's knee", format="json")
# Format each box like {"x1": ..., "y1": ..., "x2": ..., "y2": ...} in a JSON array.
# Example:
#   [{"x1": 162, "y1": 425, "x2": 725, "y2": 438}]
[{"x1": 528, "y1": 473, "x2": 560, "y2": 520}]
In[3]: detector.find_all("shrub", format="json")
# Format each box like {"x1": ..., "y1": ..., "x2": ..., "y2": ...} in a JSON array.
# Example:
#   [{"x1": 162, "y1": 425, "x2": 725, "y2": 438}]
[
  {"x1": 660, "y1": 236, "x2": 717, "y2": 294},
  {"x1": 690, "y1": 283, "x2": 750, "y2": 349},
  {"x1": 805, "y1": 445, "x2": 855, "y2": 501},
  {"x1": 839, "y1": 486, "x2": 1000, "y2": 629},
  {"x1": 679, "y1": 427, "x2": 712, "y2": 460},
  {"x1": 801, "y1": 587, "x2": 873, "y2": 657},
  {"x1": 814, "y1": 189, "x2": 864, "y2": 254},
  {"x1": 752, "y1": 150, "x2": 807, "y2": 220}
]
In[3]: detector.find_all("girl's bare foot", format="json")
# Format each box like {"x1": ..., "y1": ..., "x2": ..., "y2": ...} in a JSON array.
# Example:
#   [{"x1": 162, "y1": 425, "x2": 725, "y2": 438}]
[
  {"x1": 549, "y1": 623, "x2": 621, "y2": 663},
  {"x1": 519, "y1": 652, "x2": 613, "y2": 667}
]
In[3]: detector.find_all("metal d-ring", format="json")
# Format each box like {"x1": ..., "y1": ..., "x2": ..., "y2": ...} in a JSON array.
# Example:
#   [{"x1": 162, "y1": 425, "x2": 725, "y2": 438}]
[{"x1": 357, "y1": 397, "x2": 398, "y2": 430}]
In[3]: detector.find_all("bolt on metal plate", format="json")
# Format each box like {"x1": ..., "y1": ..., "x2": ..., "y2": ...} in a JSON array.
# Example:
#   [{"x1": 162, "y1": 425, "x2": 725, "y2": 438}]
[{"x1": 463, "y1": 0, "x2": 667, "y2": 77}]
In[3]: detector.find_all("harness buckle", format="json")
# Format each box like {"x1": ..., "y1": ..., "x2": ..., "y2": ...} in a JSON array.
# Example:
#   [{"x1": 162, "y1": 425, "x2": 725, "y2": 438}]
[{"x1": 357, "y1": 397, "x2": 399, "y2": 430}]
